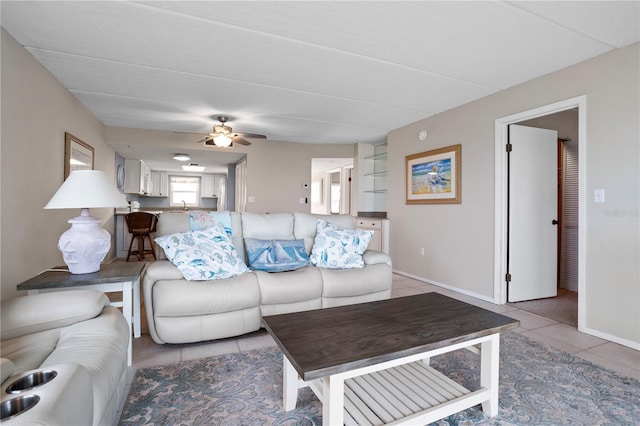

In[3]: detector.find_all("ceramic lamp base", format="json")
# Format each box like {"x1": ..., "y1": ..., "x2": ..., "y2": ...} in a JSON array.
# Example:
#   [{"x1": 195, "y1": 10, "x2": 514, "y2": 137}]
[{"x1": 58, "y1": 209, "x2": 111, "y2": 274}]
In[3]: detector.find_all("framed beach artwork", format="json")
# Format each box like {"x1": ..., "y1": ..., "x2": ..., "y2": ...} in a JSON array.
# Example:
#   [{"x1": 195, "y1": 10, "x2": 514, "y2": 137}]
[
  {"x1": 64, "y1": 132, "x2": 94, "y2": 180},
  {"x1": 406, "y1": 144, "x2": 461, "y2": 204}
]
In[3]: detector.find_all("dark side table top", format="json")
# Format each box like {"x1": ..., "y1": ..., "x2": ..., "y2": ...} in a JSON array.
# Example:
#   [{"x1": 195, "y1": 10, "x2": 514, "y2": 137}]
[
  {"x1": 17, "y1": 262, "x2": 145, "y2": 291},
  {"x1": 263, "y1": 292, "x2": 519, "y2": 381}
]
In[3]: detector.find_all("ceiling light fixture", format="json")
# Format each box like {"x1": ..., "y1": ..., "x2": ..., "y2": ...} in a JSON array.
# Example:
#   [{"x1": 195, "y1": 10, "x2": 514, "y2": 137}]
[
  {"x1": 182, "y1": 163, "x2": 205, "y2": 172},
  {"x1": 173, "y1": 153, "x2": 190, "y2": 161},
  {"x1": 213, "y1": 134, "x2": 233, "y2": 148}
]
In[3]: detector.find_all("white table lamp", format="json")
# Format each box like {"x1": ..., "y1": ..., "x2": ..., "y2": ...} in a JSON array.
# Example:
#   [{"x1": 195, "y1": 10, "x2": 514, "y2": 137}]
[{"x1": 44, "y1": 170, "x2": 128, "y2": 274}]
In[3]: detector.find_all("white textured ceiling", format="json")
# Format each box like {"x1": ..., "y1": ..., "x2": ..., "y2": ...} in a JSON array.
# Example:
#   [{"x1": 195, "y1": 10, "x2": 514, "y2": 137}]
[{"x1": 2, "y1": 1, "x2": 639, "y2": 169}]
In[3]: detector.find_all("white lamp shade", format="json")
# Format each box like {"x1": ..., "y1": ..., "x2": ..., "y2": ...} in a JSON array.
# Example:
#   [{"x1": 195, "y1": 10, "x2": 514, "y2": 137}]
[{"x1": 45, "y1": 170, "x2": 128, "y2": 209}]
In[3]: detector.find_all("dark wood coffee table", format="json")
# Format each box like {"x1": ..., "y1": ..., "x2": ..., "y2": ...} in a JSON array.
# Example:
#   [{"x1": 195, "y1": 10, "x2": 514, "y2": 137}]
[{"x1": 263, "y1": 292, "x2": 519, "y2": 425}]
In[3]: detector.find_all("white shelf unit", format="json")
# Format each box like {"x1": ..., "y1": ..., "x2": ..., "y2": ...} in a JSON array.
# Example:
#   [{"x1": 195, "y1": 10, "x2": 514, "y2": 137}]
[{"x1": 357, "y1": 143, "x2": 387, "y2": 214}]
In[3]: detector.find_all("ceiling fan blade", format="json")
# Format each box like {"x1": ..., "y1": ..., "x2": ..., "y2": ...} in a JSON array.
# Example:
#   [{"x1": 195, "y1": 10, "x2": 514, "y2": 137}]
[
  {"x1": 234, "y1": 132, "x2": 267, "y2": 139},
  {"x1": 195, "y1": 137, "x2": 208, "y2": 144},
  {"x1": 232, "y1": 136, "x2": 251, "y2": 146}
]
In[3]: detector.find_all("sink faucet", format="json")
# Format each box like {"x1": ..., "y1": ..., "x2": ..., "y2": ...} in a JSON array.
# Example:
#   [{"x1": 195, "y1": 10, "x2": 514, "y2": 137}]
[{"x1": 182, "y1": 200, "x2": 188, "y2": 211}]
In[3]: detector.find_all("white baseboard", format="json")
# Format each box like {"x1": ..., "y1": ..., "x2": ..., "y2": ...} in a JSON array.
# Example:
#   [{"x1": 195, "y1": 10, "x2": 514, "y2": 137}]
[
  {"x1": 580, "y1": 326, "x2": 640, "y2": 351},
  {"x1": 392, "y1": 269, "x2": 495, "y2": 304},
  {"x1": 393, "y1": 270, "x2": 640, "y2": 351}
]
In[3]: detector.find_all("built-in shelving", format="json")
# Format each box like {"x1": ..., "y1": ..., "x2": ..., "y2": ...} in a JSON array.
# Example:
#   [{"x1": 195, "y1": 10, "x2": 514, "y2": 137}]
[
  {"x1": 364, "y1": 152, "x2": 387, "y2": 161},
  {"x1": 364, "y1": 170, "x2": 387, "y2": 177},
  {"x1": 357, "y1": 143, "x2": 387, "y2": 214}
]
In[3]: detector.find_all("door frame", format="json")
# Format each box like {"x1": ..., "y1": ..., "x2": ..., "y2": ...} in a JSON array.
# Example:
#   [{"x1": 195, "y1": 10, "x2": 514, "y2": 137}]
[{"x1": 493, "y1": 96, "x2": 587, "y2": 331}]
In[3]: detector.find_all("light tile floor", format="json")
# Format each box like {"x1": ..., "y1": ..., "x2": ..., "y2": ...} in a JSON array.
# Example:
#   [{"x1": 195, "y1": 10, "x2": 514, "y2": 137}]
[{"x1": 131, "y1": 273, "x2": 640, "y2": 381}]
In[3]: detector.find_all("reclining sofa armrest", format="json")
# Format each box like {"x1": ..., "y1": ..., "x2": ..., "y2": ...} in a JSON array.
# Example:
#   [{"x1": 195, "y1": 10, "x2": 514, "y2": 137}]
[
  {"x1": 363, "y1": 250, "x2": 392, "y2": 267},
  {"x1": 0, "y1": 290, "x2": 109, "y2": 340},
  {"x1": 142, "y1": 260, "x2": 185, "y2": 344}
]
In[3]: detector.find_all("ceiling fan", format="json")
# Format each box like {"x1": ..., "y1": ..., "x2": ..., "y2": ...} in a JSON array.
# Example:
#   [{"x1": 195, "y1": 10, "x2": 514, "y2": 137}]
[{"x1": 195, "y1": 116, "x2": 267, "y2": 148}]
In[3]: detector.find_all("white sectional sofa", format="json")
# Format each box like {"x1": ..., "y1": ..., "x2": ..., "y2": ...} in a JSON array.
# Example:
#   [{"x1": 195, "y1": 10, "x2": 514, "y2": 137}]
[
  {"x1": 143, "y1": 212, "x2": 393, "y2": 345},
  {"x1": 0, "y1": 290, "x2": 129, "y2": 425}
]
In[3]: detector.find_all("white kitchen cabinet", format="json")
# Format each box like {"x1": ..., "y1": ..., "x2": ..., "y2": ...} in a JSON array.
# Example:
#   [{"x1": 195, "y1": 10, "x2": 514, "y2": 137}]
[
  {"x1": 357, "y1": 218, "x2": 389, "y2": 254},
  {"x1": 201, "y1": 174, "x2": 225, "y2": 198},
  {"x1": 149, "y1": 171, "x2": 168, "y2": 197},
  {"x1": 124, "y1": 159, "x2": 152, "y2": 195}
]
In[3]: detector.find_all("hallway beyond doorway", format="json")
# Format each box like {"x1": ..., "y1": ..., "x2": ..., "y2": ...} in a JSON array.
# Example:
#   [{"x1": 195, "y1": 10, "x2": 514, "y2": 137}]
[{"x1": 509, "y1": 289, "x2": 577, "y2": 327}]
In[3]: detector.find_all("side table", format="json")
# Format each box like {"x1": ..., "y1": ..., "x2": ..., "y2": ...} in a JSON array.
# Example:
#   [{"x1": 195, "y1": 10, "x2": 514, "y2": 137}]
[{"x1": 16, "y1": 261, "x2": 145, "y2": 366}]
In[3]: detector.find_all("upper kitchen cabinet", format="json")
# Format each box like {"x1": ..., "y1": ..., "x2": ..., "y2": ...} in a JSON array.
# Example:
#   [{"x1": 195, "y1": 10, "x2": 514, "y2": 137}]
[
  {"x1": 124, "y1": 159, "x2": 152, "y2": 195},
  {"x1": 149, "y1": 171, "x2": 168, "y2": 197},
  {"x1": 201, "y1": 174, "x2": 225, "y2": 198}
]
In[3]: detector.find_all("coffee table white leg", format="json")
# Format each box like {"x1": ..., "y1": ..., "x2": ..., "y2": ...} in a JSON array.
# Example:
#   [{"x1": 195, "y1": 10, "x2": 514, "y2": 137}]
[
  {"x1": 480, "y1": 333, "x2": 500, "y2": 416},
  {"x1": 283, "y1": 357, "x2": 299, "y2": 410},
  {"x1": 322, "y1": 375, "x2": 344, "y2": 426},
  {"x1": 122, "y1": 281, "x2": 133, "y2": 366}
]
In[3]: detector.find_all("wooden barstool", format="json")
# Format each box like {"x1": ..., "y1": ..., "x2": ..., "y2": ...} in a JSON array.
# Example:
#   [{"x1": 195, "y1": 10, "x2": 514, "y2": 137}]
[{"x1": 125, "y1": 212, "x2": 158, "y2": 262}]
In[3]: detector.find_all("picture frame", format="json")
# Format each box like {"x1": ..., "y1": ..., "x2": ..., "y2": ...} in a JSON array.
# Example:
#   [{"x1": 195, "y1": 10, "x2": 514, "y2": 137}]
[
  {"x1": 64, "y1": 132, "x2": 94, "y2": 180},
  {"x1": 406, "y1": 144, "x2": 461, "y2": 204}
]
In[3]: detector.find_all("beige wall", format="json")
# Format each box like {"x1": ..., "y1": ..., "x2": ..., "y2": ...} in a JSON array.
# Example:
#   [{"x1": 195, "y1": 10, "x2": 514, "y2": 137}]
[
  {"x1": 1, "y1": 29, "x2": 116, "y2": 300},
  {"x1": 244, "y1": 139, "x2": 354, "y2": 214},
  {"x1": 388, "y1": 43, "x2": 639, "y2": 346}
]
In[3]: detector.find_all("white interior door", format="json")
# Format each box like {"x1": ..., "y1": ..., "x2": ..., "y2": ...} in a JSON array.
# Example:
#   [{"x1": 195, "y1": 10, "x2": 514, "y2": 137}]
[{"x1": 508, "y1": 125, "x2": 558, "y2": 302}]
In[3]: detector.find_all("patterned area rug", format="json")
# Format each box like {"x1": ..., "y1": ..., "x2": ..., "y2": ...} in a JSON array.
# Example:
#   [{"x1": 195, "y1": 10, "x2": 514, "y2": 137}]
[{"x1": 120, "y1": 332, "x2": 640, "y2": 425}]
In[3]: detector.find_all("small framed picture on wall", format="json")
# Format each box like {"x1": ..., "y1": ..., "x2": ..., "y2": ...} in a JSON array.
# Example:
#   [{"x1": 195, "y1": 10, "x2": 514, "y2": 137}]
[{"x1": 64, "y1": 132, "x2": 94, "y2": 180}]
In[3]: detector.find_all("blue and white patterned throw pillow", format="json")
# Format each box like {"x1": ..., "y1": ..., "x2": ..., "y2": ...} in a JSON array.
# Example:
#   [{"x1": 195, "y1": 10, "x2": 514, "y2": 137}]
[
  {"x1": 309, "y1": 220, "x2": 373, "y2": 269},
  {"x1": 189, "y1": 211, "x2": 232, "y2": 235},
  {"x1": 245, "y1": 239, "x2": 309, "y2": 272},
  {"x1": 155, "y1": 223, "x2": 248, "y2": 281}
]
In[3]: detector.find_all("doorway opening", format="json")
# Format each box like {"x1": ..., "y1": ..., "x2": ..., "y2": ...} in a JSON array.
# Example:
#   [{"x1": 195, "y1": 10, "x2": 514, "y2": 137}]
[
  {"x1": 310, "y1": 158, "x2": 354, "y2": 215},
  {"x1": 494, "y1": 96, "x2": 586, "y2": 332}
]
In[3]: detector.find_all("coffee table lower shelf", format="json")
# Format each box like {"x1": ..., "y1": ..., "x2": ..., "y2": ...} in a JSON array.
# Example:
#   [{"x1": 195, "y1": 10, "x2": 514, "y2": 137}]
[
  {"x1": 284, "y1": 333, "x2": 500, "y2": 425},
  {"x1": 308, "y1": 360, "x2": 488, "y2": 426}
]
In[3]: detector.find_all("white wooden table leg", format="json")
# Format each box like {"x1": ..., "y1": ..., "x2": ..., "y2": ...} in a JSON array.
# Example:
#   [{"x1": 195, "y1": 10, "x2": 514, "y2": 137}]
[
  {"x1": 322, "y1": 375, "x2": 344, "y2": 426},
  {"x1": 480, "y1": 333, "x2": 500, "y2": 416},
  {"x1": 132, "y1": 278, "x2": 141, "y2": 338},
  {"x1": 122, "y1": 281, "x2": 133, "y2": 366},
  {"x1": 283, "y1": 357, "x2": 299, "y2": 411}
]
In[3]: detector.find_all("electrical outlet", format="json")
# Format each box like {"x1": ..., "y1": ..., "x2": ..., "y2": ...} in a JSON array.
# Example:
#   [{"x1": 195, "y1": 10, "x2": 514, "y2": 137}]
[
  {"x1": 299, "y1": 197, "x2": 306, "y2": 204},
  {"x1": 248, "y1": 196, "x2": 255, "y2": 203}
]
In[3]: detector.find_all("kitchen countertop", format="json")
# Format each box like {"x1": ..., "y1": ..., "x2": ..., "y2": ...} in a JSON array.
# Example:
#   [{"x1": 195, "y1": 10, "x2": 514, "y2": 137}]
[{"x1": 114, "y1": 208, "x2": 217, "y2": 216}]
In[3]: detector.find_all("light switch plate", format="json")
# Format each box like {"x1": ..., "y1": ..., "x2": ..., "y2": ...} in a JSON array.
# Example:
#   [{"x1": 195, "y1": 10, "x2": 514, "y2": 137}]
[
  {"x1": 248, "y1": 196, "x2": 255, "y2": 203},
  {"x1": 594, "y1": 189, "x2": 605, "y2": 204}
]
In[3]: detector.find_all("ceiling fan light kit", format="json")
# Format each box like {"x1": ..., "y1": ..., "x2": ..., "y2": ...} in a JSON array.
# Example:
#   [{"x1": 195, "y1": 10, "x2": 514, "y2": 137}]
[
  {"x1": 193, "y1": 116, "x2": 267, "y2": 148},
  {"x1": 213, "y1": 134, "x2": 233, "y2": 148}
]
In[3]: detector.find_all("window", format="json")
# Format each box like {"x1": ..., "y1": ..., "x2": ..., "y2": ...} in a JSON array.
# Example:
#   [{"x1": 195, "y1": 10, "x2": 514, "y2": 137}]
[{"x1": 169, "y1": 176, "x2": 200, "y2": 207}]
